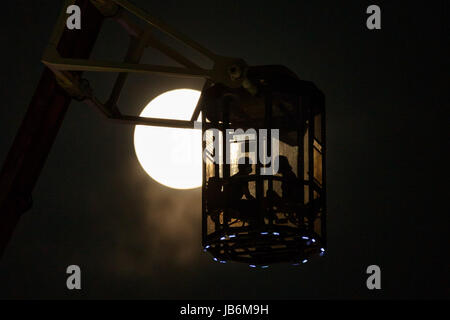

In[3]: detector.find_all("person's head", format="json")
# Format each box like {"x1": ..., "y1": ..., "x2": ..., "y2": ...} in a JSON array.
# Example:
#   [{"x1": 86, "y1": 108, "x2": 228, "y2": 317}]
[
  {"x1": 278, "y1": 155, "x2": 292, "y2": 174},
  {"x1": 237, "y1": 157, "x2": 253, "y2": 175}
]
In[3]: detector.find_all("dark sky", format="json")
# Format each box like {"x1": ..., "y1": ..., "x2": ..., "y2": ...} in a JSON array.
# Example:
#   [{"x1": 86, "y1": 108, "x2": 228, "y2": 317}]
[{"x1": 0, "y1": 0, "x2": 448, "y2": 299}]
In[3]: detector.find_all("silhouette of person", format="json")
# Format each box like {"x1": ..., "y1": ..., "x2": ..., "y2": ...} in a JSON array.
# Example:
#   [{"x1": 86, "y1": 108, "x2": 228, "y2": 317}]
[
  {"x1": 278, "y1": 155, "x2": 298, "y2": 202},
  {"x1": 228, "y1": 159, "x2": 255, "y2": 202},
  {"x1": 267, "y1": 156, "x2": 299, "y2": 204},
  {"x1": 224, "y1": 157, "x2": 258, "y2": 223},
  {"x1": 268, "y1": 156, "x2": 318, "y2": 228}
]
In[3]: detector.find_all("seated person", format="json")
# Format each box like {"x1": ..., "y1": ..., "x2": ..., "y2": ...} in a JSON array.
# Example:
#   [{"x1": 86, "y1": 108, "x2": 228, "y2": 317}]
[
  {"x1": 223, "y1": 158, "x2": 259, "y2": 224},
  {"x1": 279, "y1": 155, "x2": 299, "y2": 202},
  {"x1": 267, "y1": 155, "x2": 300, "y2": 205},
  {"x1": 268, "y1": 156, "x2": 319, "y2": 227}
]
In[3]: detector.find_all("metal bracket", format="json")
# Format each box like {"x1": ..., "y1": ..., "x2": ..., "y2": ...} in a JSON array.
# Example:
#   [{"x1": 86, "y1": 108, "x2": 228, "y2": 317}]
[{"x1": 43, "y1": 0, "x2": 250, "y2": 128}]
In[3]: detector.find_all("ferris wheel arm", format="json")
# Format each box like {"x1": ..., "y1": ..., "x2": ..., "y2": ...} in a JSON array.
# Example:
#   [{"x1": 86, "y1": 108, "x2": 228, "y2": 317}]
[
  {"x1": 43, "y1": 0, "x2": 249, "y2": 90},
  {"x1": 40, "y1": 0, "x2": 251, "y2": 127}
]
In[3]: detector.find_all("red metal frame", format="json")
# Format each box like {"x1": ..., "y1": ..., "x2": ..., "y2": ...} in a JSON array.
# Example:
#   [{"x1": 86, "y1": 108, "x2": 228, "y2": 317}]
[{"x1": 0, "y1": 0, "x2": 104, "y2": 256}]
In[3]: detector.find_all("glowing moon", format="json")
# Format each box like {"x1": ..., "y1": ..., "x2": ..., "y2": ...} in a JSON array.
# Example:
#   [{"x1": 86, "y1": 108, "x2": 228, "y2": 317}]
[{"x1": 134, "y1": 89, "x2": 202, "y2": 189}]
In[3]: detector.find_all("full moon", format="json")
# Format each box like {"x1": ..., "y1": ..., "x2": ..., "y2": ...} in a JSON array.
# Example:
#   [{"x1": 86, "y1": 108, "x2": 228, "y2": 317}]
[{"x1": 134, "y1": 89, "x2": 202, "y2": 189}]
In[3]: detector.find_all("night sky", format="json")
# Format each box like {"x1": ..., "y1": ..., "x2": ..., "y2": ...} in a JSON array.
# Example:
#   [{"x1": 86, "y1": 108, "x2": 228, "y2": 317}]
[{"x1": 0, "y1": 0, "x2": 448, "y2": 299}]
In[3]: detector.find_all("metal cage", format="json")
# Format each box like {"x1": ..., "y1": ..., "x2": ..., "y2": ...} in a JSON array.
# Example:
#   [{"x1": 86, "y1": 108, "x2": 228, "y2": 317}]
[{"x1": 201, "y1": 66, "x2": 326, "y2": 266}]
